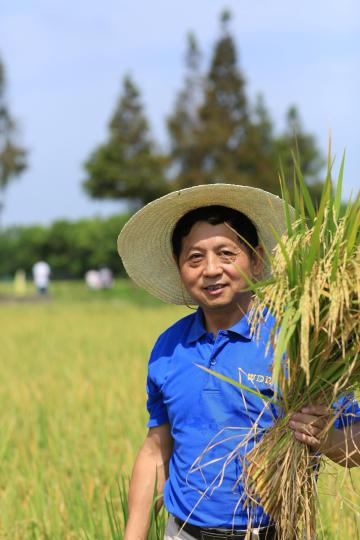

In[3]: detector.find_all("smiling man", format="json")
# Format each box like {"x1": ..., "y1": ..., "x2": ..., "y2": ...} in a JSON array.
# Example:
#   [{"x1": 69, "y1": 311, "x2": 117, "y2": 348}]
[
  {"x1": 172, "y1": 206, "x2": 263, "y2": 334},
  {"x1": 117, "y1": 184, "x2": 360, "y2": 540}
]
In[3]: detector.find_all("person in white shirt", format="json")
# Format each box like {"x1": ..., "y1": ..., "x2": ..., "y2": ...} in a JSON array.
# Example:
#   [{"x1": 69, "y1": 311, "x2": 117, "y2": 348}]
[
  {"x1": 32, "y1": 261, "x2": 51, "y2": 294},
  {"x1": 85, "y1": 269, "x2": 102, "y2": 290}
]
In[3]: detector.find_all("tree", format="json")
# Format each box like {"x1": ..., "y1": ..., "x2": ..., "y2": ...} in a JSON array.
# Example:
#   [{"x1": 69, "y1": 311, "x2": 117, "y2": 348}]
[
  {"x1": 191, "y1": 10, "x2": 252, "y2": 186},
  {"x1": 167, "y1": 11, "x2": 324, "y2": 200},
  {"x1": 0, "y1": 214, "x2": 130, "y2": 279},
  {"x1": 242, "y1": 93, "x2": 280, "y2": 193},
  {"x1": 83, "y1": 75, "x2": 166, "y2": 207},
  {"x1": 275, "y1": 106, "x2": 324, "y2": 204},
  {"x1": 167, "y1": 32, "x2": 204, "y2": 188},
  {"x1": 0, "y1": 57, "x2": 28, "y2": 224},
  {"x1": 168, "y1": 10, "x2": 273, "y2": 189}
]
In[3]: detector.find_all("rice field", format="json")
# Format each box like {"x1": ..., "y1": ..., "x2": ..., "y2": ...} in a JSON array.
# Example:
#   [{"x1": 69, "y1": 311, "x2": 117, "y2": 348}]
[{"x1": 0, "y1": 280, "x2": 359, "y2": 539}]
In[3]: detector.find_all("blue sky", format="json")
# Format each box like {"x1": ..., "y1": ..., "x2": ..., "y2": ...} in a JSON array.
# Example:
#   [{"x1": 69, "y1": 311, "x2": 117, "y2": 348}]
[{"x1": 1, "y1": 0, "x2": 359, "y2": 226}]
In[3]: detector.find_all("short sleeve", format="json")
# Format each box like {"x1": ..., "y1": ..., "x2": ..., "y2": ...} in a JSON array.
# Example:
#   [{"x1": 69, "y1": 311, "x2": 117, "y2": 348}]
[
  {"x1": 146, "y1": 336, "x2": 169, "y2": 428},
  {"x1": 332, "y1": 393, "x2": 360, "y2": 430},
  {"x1": 146, "y1": 373, "x2": 169, "y2": 428}
]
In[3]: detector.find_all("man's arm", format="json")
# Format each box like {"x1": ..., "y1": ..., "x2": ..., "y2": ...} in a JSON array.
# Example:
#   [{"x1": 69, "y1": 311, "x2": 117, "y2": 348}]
[
  {"x1": 289, "y1": 405, "x2": 360, "y2": 467},
  {"x1": 124, "y1": 423, "x2": 173, "y2": 540}
]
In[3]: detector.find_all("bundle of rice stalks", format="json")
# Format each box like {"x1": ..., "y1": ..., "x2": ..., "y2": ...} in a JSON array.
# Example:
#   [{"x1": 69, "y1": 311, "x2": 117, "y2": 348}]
[
  {"x1": 197, "y1": 148, "x2": 359, "y2": 538},
  {"x1": 243, "y1": 150, "x2": 360, "y2": 539}
]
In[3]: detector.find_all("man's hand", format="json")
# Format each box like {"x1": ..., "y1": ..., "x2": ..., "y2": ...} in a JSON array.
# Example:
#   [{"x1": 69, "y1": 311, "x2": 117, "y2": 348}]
[
  {"x1": 289, "y1": 405, "x2": 360, "y2": 467},
  {"x1": 288, "y1": 404, "x2": 331, "y2": 451}
]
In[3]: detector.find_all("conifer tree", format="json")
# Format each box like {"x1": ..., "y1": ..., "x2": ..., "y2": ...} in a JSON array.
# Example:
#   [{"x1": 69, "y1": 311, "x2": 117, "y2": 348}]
[
  {"x1": 276, "y1": 106, "x2": 323, "y2": 179},
  {"x1": 0, "y1": 57, "x2": 27, "y2": 224},
  {"x1": 170, "y1": 11, "x2": 278, "y2": 190},
  {"x1": 275, "y1": 106, "x2": 324, "y2": 203},
  {"x1": 243, "y1": 94, "x2": 280, "y2": 193},
  {"x1": 167, "y1": 12, "x2": 323, "y2": 198},
  {"x1": 167, "y1": 33, "x2": 203, "y2": 188},
  {"x1": 83, "y1": 75, "x2": 165, "y2": 207},
  {"x1": 193, "y1": 10, "x2": 252, "y2": 186}
]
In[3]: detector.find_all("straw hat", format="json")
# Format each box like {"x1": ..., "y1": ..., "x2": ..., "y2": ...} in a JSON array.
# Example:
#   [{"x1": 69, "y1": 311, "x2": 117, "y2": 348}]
[{"x1": 117, "y1": 184, "x2": 291, "y2": 305}]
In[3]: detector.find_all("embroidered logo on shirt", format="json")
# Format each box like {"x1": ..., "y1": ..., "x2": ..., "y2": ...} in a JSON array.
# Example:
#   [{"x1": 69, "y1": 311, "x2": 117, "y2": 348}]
[{"x1": 245, "y1": 372, "x2": 273, "y2": 385}]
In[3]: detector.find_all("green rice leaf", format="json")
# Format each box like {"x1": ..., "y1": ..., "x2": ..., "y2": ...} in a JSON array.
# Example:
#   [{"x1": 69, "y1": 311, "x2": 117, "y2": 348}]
[
  {"x1": 271, "y1": 306, "x2": 301, "y2": 392},
  {"x1": 334, "y1": 152, "x2": 345, "y2": 220},
  {"x1": 346, "y1": 197, "x2": 360, "y2": 257},
  {"x1": 278, "y1": 168, "x2": 294, "y2": 237},
  {"x1": 304, "y1": 177, "x2": 331, "y2": 275},
  {"x1": 292, "y1": 150, "x2": 316, "y2": 220}
]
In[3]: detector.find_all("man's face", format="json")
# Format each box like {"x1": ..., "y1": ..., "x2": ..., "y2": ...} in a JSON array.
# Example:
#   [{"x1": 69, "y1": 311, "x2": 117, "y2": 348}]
[{"x1": 177, "y1": 221, "x2": 263, "y2": 315}]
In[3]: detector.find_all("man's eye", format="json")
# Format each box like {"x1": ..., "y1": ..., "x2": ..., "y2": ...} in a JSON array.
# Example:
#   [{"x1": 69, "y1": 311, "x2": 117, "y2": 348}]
[
  {"x1": 219, "y1": 251, "x2": 236, "y2": 261},
  {"x1": 189, "y1": 253, "x2": 202, "y2": 261}
]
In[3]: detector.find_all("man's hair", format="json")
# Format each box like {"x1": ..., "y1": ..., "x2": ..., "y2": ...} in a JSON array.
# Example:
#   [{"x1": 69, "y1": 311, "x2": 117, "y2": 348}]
[{"x1": 171, "y1": 205, "x2": 259, "y2": 260}]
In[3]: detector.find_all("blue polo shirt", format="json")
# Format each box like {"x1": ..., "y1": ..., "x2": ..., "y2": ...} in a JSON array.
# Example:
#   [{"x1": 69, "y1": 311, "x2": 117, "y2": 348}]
[{"x1": 146, "y1": 308, "x2": 360, "y2": 529}]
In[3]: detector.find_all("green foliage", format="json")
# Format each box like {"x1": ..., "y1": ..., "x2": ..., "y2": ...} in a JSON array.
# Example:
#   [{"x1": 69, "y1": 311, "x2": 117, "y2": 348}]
[
  {"x1": 83, "y1": 76, "x2": 166, "y2": 206},
  {"x1": 275, "y1": 106, "x2": 325, "y2": 204},
  {"x1": 0, "y1": 56, "x2": 28, "y2": 218},
  {"x1": 0, "y1": 214, "x2": 130, "y2": 279}
]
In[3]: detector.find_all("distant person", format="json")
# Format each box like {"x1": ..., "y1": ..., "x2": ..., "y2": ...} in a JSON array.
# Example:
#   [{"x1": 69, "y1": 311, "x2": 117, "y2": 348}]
[
  {"x1": 85, "y1": 269, "x2": 102, "y2": 290},
  {"x1": 14, "y1": 269, "x2": 27, "y2": 297},
  {"x1": 32, "y1": 260, "x2": 51, "y2": 295},
  {"x1": 99, "y1": 267, "x2": 114, "y2": 289}
]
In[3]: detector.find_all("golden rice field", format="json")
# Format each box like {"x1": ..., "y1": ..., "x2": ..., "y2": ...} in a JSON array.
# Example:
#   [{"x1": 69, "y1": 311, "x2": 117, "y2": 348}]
[{"x1": 0, "y1": 281, "x2": 359, "y2": 539}]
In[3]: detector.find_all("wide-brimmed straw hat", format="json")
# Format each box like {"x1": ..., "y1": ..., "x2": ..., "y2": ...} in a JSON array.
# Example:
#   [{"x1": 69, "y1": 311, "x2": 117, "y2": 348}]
[{"x1": 117, "y1": 184, "x2": 291, "y2": 305}]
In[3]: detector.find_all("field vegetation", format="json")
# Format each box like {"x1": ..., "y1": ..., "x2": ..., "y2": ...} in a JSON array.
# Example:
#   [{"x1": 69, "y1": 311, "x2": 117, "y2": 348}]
[{"x1": 0, "y1": 281, "x2": 358, "y2": 539}]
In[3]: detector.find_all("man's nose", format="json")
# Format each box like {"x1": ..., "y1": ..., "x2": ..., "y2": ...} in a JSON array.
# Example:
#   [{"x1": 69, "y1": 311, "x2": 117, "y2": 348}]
[{"x1": 203, "y1": 253, "x2": 222, "y2": 276}]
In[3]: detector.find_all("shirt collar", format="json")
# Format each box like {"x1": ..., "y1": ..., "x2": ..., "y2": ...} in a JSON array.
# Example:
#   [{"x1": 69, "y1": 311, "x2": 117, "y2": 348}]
[
  {"x1": 186, "y1": 308, "x2": 207, "y2": 344},
  {"x1": 227, "y1": 311, "x2": 252, "y2": 341},
  {"x1": 186, "y1": 308, "x2": 252, "y2": 344}
]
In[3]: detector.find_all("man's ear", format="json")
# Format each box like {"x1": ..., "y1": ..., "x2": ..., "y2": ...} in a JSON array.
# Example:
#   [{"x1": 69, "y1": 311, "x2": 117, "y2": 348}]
[{"x1": 251, "y1": 246, "x2": 264, "y2": 277}]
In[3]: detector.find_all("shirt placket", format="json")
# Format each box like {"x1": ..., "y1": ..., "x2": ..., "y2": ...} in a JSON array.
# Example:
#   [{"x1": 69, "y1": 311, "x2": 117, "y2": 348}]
[{"x1": 202, "y1": 331, "x2": 230, "y2": 392}]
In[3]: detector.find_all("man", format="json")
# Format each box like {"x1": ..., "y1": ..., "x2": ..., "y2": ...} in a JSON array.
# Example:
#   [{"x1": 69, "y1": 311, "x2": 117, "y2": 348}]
[{"x1": 117, "y1": 184, "x2": 360, "y2": 540}]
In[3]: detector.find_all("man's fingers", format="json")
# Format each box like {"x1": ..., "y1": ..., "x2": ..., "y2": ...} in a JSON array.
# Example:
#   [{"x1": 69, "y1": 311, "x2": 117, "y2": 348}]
[
  {"x1": 301, "y1": 405, "x2": 330, "y2": 416},
  {"x1": 289, "y1": 419, "x2": 320, "y2": 438},
  {"x1": 289, "y1": 404, "x2": 332, "y2": 450},
  {"x1": 293, "y1": 431, "x2": 320, "y2": 449},
  {"x1": 290, "y1": 413, "x2": 326, "y2": 430},
  {"x1": 289, "y1": 405, "x2": 332, "y2": 450}
]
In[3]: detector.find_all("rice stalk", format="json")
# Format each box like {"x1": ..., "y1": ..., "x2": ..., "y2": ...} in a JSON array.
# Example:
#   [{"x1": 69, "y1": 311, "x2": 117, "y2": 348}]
[{"x1": 241, "y1": 149, "x2": 360, "y2": 539}]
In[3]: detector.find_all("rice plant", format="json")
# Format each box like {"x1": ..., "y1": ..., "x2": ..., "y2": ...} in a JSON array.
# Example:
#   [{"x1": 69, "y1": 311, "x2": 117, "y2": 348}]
[
  {"x1": 199, "y1": 145, "x2": 359, "y2": 539},
  {"x1": 0, "y1": 279, "x2": 358, "y2": 538},
  {"x1": 0, "y1": 286, "x2": 183, "y2": 539},
  {"x1": 244, "y1": 147, "x2": 360, "y2": 539}
]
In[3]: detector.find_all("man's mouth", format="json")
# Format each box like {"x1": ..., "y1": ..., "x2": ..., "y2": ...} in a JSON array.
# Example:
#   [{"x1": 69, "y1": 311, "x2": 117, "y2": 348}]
[{"x1": 204, "y1": 284, "x2": 226, "y2": 293}]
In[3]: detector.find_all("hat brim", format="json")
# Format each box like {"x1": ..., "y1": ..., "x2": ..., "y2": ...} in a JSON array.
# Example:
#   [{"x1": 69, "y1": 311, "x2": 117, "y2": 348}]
[{"x1": 117, "y1": 184, "x2": 291, "y2": 304}]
